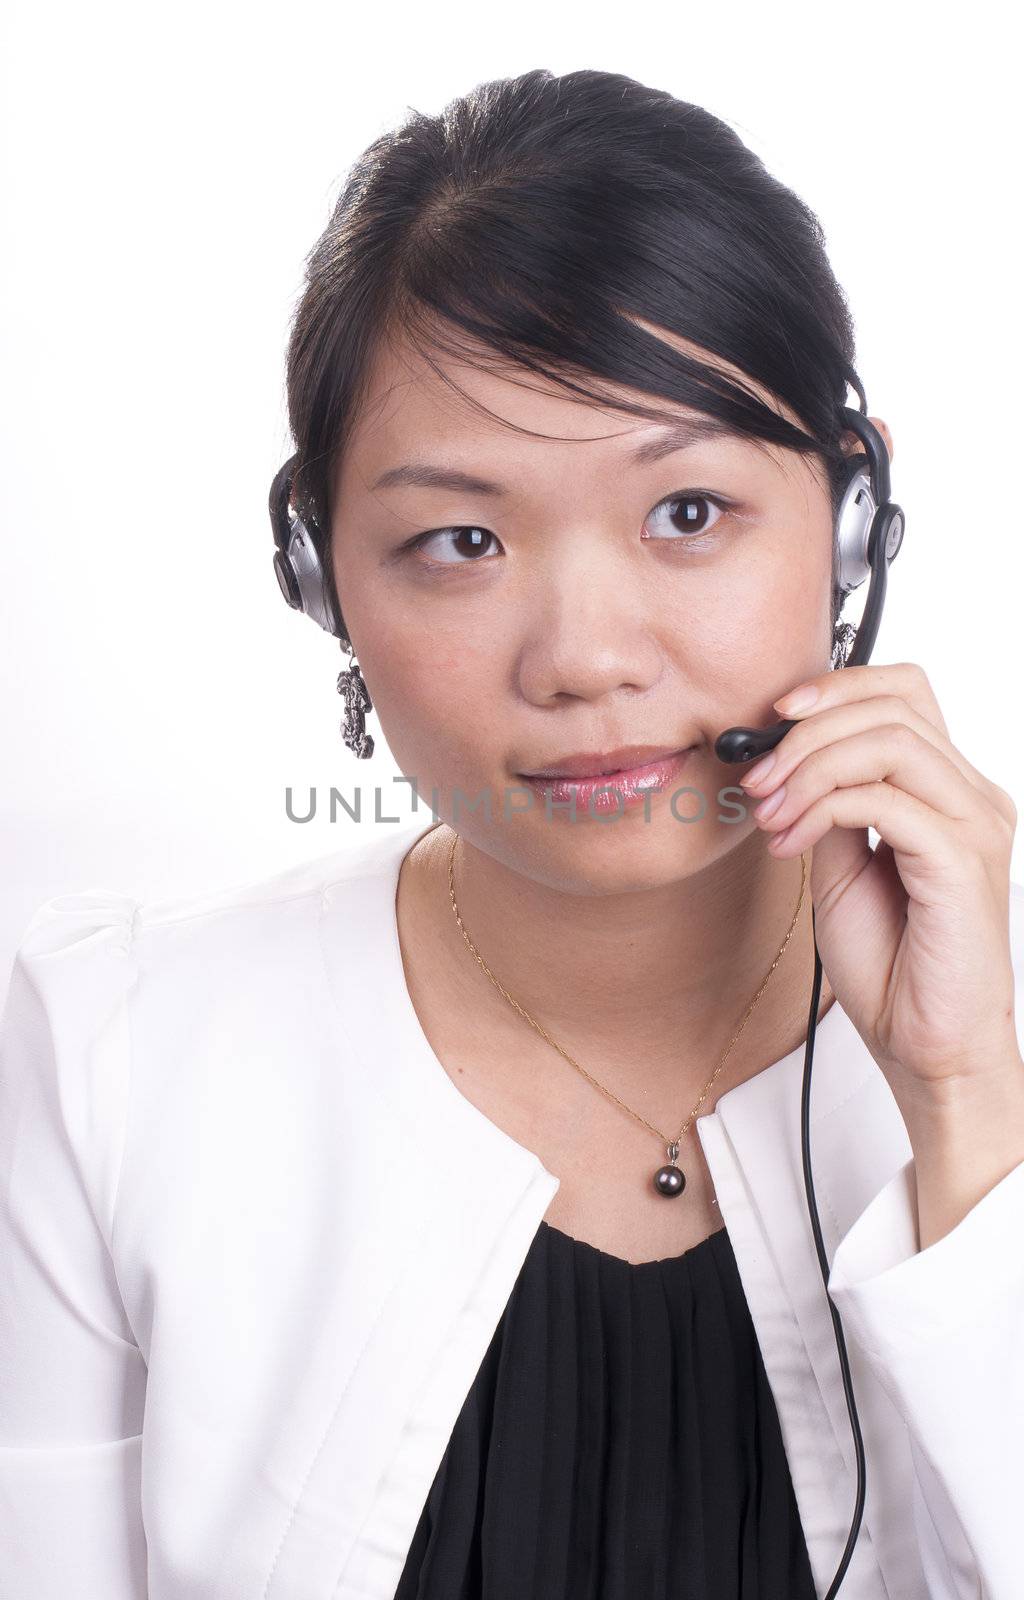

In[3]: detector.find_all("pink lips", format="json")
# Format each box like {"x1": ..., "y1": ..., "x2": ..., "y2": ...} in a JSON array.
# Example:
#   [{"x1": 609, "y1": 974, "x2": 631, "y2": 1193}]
[{"x1": 519, "y1": 748, "x2": 694, "y2": 813}]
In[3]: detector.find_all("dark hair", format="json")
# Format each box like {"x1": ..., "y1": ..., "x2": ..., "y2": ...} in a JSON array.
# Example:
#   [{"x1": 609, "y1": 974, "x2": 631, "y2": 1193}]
[{"x1": 284, "y1": 68, "x2": 866, "y2": 658}]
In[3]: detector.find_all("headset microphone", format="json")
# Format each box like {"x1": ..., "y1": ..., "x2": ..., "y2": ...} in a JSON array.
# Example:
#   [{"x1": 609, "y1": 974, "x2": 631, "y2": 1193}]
[{"x1": 715, "y1": 403, "x2": 905, "y2": 1598}]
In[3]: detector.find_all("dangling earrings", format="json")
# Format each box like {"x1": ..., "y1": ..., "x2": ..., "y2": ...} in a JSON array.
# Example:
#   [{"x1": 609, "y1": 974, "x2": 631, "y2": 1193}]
[
  {"x1": 336, "y1": 636, "x2": 375, "y2": 758},
  {"x1": 831, "y1": 617, "x2": 857, "y2": 671}
]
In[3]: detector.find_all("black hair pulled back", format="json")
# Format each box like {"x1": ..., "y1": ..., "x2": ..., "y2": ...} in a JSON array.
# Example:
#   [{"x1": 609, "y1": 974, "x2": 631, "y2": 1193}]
[{"x1": 285, "y1": 68, "x2": 867, "y2": 658}]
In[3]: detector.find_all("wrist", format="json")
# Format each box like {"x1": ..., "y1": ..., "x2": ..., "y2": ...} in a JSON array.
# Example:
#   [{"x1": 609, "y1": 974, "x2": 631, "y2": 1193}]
[{"x1": 899, "y1": 1054, "x2": 1024, "y2": 1250}]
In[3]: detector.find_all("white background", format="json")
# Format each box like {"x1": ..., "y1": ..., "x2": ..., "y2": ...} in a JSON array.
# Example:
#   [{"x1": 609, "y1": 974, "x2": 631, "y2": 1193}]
[{"x1": 2, "y1": 0, "x2": 1020, "y2": 987}]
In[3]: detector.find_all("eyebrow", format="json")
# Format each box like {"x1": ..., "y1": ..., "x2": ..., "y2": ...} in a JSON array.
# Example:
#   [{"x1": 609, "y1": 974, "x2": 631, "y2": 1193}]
[{"x1": 369, "y1": 417, "x2": 738, "y2": 496}]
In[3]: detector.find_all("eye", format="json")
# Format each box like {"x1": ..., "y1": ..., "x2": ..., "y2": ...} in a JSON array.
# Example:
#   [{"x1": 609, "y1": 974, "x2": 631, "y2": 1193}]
[
  {"x1": 399, "y1": 489, "x2": 732, "y2": 570},
  {"x1": 642, "y1": 492, "x2": 729, "y2": 542},
  {"x1": 405, "y1": 525, "x2": 501, "y2": 566}
]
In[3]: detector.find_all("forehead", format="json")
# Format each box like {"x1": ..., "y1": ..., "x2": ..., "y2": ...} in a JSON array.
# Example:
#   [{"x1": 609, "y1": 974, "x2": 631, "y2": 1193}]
[{"x1": 341, "y1": 315, "x2": 805, "y2": 477}]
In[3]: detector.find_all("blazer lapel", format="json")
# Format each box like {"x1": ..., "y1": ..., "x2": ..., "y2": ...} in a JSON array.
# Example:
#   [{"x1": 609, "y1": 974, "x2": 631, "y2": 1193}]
[
  {"x1": 257, "y1": 820, "x2": 562, "y2": 1600},
  {"x1": 701, "y1": 997, "x2": 918, "y2": 1598}
]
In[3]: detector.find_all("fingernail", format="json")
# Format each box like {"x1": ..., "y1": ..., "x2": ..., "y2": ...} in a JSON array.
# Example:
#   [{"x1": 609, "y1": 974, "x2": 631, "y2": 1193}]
[
  {"x1": 741, "y1": 752, "x2": 776, "y2": 788},
  {"x1": 754, "y1": 785, "x2": 787, "y2": 819},
  {"x1": 774, "y1": 684, "x2": 819, "y2": 715}
]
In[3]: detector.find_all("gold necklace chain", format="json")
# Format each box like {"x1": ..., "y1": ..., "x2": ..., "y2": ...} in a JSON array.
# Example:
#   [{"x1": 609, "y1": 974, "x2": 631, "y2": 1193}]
[{"x1": 446, "y1": 830, "x2": 808, "y2": 1197}]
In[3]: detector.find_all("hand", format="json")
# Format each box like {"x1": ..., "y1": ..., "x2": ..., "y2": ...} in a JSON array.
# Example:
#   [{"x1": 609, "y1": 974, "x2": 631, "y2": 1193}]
[{"x1": 737, "y1": 661, "x2": 1023, "y2": 1115}]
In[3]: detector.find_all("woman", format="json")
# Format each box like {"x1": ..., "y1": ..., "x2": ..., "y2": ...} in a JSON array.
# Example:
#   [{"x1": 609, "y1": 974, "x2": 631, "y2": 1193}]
[{"x1": 2, "y1": 67, "x2": 1023, "y2": 1600}]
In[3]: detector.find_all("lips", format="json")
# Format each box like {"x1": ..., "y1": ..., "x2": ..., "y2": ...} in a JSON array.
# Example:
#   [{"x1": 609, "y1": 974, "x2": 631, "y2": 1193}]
[
  {"x1": 518, "y1": 747, "x2": 696, "y2": 813},
  {"x1": 519, "y1": 745, "x2": 691, "y2": 780}
]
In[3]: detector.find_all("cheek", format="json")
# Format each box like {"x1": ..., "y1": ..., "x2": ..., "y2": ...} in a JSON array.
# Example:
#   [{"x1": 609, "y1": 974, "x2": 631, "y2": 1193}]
[
  {"x1": 332, "y1": 531, "x2": 509, "y2": 788},
  {"x1": 676, "y1": 538, "x2": 832, "y2": 699},
  {"x1": 355, "y1": 618, "x2": 503, "y2": 778},
  {"x1": 330, "y1": 545, "x2": 490, "y2": 753}
]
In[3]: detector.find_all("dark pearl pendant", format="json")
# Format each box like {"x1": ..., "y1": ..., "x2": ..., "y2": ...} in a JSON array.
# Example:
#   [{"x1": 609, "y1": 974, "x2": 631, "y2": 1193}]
[{"x1": 653, "y1": 1141, "x2": 686, "y2": 1198}]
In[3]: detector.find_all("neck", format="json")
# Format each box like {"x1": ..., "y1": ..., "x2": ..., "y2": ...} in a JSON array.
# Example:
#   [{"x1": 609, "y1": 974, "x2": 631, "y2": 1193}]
[{"x1": 403, "y1": 822, "x2": 835, "y2": 1113}]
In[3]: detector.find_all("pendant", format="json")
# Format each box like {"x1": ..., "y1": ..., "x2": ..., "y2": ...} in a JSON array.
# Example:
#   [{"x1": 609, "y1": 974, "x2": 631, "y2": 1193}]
[{"x1": 653, "y1": 1141, "x2": 686, "y2": 1198}]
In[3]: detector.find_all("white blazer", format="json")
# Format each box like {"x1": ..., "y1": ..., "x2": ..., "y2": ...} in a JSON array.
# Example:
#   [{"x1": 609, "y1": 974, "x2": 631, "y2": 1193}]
[{"x1": 1, "y1": 815, "x2": 1022, "y2": 1600}]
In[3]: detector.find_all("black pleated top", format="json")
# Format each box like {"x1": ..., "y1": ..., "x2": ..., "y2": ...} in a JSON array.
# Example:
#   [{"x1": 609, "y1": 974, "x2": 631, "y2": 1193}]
[{"x1": 394, "y1": 1218, "x2": 818, "y2": 1600}]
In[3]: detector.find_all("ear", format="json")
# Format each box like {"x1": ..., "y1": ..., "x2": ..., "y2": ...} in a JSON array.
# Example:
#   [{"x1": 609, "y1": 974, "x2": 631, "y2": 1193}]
[
  {"x1": 869, "y1": 415, "x2": 894, "y2": 462},
  {"x1": 841, "y1": 415, "x2": 894, "y2": 463}
]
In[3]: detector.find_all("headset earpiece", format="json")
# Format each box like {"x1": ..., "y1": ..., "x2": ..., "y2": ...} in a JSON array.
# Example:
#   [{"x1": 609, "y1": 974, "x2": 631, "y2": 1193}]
[
  {"x1": 269, "y1": 455, "x2": 348, "y2": 642},
  {"x1": 834, "y1": 452, "x2": 877, "y2": 597}
]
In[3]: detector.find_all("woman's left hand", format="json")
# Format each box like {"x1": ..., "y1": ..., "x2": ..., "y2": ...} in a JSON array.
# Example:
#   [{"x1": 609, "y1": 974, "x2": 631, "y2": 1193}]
[{"x1": 738, "y1": 661, "x2": 1023, "y2": 1116}]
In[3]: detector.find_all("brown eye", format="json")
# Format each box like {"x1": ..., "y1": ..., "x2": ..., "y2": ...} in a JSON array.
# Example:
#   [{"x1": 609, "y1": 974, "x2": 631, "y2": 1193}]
[
  {"x1": 642, "y1": 493, "x2": 727, "y2": 541},
  {"x1": 410, "y1": 526, "x2": 500, "y2": 564}
]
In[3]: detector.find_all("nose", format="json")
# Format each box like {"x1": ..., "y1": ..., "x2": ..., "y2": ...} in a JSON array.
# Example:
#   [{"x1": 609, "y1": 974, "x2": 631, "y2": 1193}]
[{"x1": 515, "y1": 558, "x2": 664, "y2": 707}]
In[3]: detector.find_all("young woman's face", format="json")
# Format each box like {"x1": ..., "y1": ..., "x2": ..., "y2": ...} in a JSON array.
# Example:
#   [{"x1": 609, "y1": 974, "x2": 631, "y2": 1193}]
[{"x1": 331, "y1": 321, "x2": 882, "y2": 890}]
